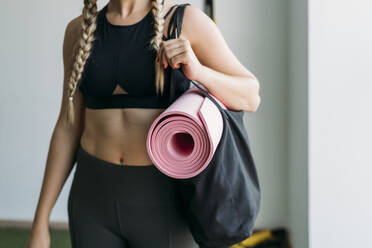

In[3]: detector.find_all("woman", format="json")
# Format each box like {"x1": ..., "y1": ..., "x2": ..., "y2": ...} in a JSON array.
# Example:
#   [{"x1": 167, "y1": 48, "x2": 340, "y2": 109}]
[{"x1": 27, "y1": 0, "x2": 261, "y2": 247}]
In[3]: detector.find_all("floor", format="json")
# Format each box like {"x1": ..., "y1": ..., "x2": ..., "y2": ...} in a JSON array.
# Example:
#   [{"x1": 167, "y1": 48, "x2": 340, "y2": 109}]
[{"x1": 0, "y1": 228, "x2": 71, "y2": 248}]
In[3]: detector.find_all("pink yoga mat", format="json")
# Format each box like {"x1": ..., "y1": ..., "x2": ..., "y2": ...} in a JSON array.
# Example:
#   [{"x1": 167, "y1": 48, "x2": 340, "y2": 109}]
[{"x1": 146, "y1": 86, "x2": 226, "y2": 179}]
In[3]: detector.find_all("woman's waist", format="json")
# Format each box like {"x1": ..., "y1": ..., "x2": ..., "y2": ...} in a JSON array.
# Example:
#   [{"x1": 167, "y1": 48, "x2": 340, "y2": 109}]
[
  {"x1": 80, "y1": 108, "x2": 164, "y2": 165},
  {"x1": 84, "y1": 105, "x2": 166, "y2": 126},
  {"x1": 83, "y1": 107, "x2": 163, "y2": 138},
  {"x1": 79, "y1": 127, "x2": 153, "y2": 166}
]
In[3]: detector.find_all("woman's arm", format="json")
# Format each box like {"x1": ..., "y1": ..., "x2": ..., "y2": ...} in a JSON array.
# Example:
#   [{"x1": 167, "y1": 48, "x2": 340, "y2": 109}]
[
  {"x1": 30, "y1": 15, "x2": 85, "y2": 231},
  {"x1": 159, "y1": 5, "x2": 261, "y2": 112}
]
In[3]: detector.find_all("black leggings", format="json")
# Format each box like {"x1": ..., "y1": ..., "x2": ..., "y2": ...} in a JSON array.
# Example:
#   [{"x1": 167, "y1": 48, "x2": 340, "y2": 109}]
[{"x1": 67, "y1": 143, "x2": 199, "y2": 248}]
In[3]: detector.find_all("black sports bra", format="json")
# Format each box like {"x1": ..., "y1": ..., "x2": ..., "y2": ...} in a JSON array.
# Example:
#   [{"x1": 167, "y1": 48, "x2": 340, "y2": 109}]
[{"x1": 78, "y1": 3, "x2": 192, "y2": 109}]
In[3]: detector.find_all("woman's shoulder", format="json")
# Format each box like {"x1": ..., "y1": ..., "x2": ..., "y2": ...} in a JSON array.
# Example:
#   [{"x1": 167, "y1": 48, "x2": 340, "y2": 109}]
[
  {"x1": 62, "y1": 17, "x2": 78, "y2": 61},
  {"x1": 63, "y1": 7, "x2": 104, "y2": 57},
  {"x1": 62, "y1": 15, "x2": 83, "y2": 63},
  {"x1": 176, "y1": 4, "x2": 212, "y2": 43}
]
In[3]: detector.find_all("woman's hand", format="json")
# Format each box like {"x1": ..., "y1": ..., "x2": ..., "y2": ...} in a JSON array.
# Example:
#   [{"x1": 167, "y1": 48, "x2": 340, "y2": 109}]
[
  {"x1": 157, "y1": 37, "x2": 204, "y2": 81},
  {"x1": 27, "y1": 224, "x2": 51, "y2": 248}
]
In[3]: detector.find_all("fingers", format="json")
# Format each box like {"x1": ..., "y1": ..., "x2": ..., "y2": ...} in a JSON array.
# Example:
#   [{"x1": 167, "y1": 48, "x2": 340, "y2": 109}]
[
  {"x1": 158, "y1": 38, "x2": 190, "y2": 69},
  {"x1": 169, "y1": 51, "x2": 187, "y2": 69},
  {"x1": 165, "y1": 46, "x2": 185, "y2": 68},
  {"x1": 160, "y1": 43, "x2": 168, "y2": 69},
  {"x1": 157, "y1": 42, "x2": 166, "y2": 69}
]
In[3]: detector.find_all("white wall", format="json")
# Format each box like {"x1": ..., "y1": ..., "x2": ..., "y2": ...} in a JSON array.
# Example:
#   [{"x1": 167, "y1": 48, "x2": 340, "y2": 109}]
[
  {"x1": 308, "y1": 0, "x2": 372, "y2": 247},
  {"x1": 0, "y1": 0, "x2": 81, "y2": 222},
  {"x1": 215, "y1": 0, "x2": 290, "y2": 229}
]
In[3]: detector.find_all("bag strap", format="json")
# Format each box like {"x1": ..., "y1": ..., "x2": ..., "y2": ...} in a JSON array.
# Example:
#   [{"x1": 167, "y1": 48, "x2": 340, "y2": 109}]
[
  {"x1": 167, "y1": 3, "x2": 191, "y2": 39},
  {"x1": 189, "y1": 80, "x2": 227, "y2": 113},
  {"x1": 168, "y1": 3, "x2": 190, "y2": 101},
  {"x1": 163, "y1": 4, "x2": 178, "y2": 19},
  {"x1": 165, "y1": 3, "x2": 225, "y2": 114},
  {"x1": 166, "y1": 3, "x2": 224, "y2": 114},
  {"x1": 166, "y1": 3, "x2": 223, "y2": 112}
]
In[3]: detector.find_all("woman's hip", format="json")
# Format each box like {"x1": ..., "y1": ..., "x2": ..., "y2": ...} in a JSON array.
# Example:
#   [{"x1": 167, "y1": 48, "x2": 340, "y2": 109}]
[
  {"x1": 67, "y1": 144, "x2": 198, "y2": 248},
  {"x1": 69, "y1": 143, "x2": 179, "y2": 206}
]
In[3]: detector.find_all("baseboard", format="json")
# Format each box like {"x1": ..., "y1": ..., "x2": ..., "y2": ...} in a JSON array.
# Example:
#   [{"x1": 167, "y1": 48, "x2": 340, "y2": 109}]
[{"x1": 0, "y1": 220, "x2": 69, "y2": 230}]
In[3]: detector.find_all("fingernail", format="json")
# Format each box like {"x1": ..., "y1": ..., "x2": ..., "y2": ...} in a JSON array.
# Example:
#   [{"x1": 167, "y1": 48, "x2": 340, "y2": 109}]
[
  {"x1": 163, "y1": 64, "x2": 166, "y2": 69},
  {"x1": 156, "y1": 57, "x2": 159, "y2": 62}
]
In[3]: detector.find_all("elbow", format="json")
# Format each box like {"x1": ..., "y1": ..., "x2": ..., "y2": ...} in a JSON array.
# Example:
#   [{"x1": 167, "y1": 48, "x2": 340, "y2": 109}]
[
  {"x1": 244, "y1": 94, "x2": 261, "y2": 112},
  {"x1": 243, "y1": 78, "x2": 261, "y2": 113}
]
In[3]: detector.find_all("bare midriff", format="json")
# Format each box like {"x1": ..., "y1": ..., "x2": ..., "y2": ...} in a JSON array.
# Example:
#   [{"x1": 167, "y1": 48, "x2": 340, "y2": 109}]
[{"x1": 80, "y1": 107, "x2": 166, "y2": 167}]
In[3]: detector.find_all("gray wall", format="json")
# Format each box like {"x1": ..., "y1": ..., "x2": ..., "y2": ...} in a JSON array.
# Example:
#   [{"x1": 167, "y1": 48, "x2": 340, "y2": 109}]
[
  {"x1": 215, "y1": 0, "x2": 290, "y2": 229},
  {"x1": 289, "y1": 0, "x2": 308, "y2": 247}
]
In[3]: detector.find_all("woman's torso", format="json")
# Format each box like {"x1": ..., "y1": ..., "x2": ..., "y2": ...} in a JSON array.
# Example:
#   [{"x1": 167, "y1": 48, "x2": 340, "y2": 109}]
[
  {"x1": 78, "y1": 2, "x2": 189, "y2": 166},
  {"x1": 80, "y1": 107, "x2": 164, "y2": 166}
]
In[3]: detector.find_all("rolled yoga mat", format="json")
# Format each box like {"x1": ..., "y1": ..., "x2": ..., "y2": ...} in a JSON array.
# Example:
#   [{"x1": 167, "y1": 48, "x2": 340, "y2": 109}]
[{"x1": 146, "y1": 86, "x2": 226, "y2": 179}]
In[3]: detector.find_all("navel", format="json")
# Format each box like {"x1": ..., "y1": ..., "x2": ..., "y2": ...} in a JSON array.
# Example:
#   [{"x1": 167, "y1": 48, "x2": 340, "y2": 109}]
[{"x1": 119, "y1": 157, "x2": 124, "y2": 164}]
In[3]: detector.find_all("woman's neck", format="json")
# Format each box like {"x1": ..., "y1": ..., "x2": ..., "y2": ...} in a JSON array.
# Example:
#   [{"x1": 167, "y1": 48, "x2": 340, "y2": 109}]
[{"x1": 107, "y1": 0, "x2": 151, "y2": 16}]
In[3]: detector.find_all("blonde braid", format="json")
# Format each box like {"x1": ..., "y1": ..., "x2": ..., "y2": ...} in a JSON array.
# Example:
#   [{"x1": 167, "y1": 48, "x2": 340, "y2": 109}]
[
  {"x1": 66, "y1": 0, "x2": 98, "y2": 126},
  {"x1": 150, "y1": 0, "x2": 166, "y2": 96}
]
